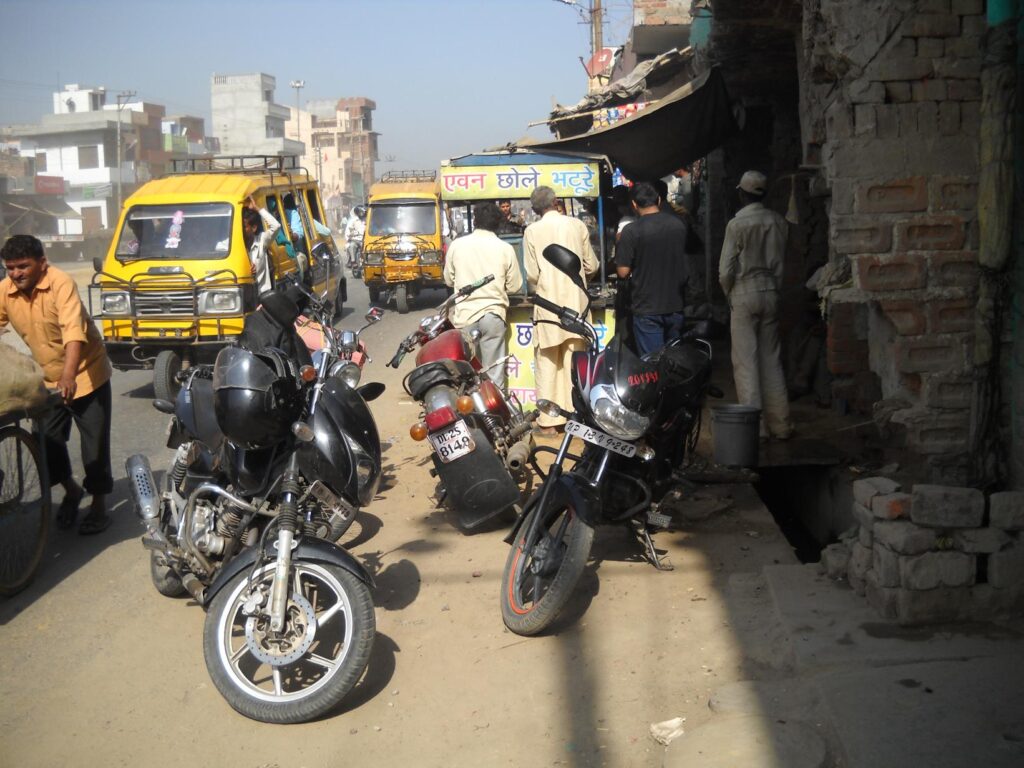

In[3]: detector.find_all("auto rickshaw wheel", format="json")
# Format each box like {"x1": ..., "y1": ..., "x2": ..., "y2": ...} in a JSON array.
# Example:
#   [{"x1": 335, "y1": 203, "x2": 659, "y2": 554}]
[
  {"x1": 396, "y1": 284, "x2": 410, "y2": 314},
  {"x1": 153, "y1": 349, "x2": 182, "y2": 403},
  {"x1": 368, "y1": 286, "x2": 381, "y2": 304}
]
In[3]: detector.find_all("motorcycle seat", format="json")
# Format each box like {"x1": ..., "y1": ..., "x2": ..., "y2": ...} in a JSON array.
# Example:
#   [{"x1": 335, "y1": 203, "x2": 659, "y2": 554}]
[{"x1": 404, "y1": 359, "x2": 475, "y2": 400}]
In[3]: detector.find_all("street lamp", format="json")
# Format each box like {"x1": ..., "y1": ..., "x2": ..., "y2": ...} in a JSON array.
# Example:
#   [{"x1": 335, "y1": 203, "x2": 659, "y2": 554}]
[{"x1": 289, "y1": 79, "x2": 305, "y2": 153}]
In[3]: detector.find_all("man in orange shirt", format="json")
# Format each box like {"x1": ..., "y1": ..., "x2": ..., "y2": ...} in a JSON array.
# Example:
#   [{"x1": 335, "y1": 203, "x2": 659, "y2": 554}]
[{"x1": 0, "y1": 235, "x2": 114, "y2": 534}]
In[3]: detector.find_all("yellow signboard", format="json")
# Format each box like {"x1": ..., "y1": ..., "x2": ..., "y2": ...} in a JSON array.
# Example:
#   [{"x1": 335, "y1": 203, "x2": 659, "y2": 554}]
[
  {"x1": 441, "y1": 163, "x2": 600, "y2": 201},
  {"x1": 503, "y1": 305, "x2": 616, "y2": 410}
]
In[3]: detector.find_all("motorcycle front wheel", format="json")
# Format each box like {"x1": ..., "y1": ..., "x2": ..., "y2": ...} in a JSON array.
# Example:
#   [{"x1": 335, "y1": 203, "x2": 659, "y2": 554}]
[
  {"x1": 500, "y1": 491, "x2": 594, "y2": 636},
  {"x1": 203, "y1": 560, "x2": 375, "y2": 724}
]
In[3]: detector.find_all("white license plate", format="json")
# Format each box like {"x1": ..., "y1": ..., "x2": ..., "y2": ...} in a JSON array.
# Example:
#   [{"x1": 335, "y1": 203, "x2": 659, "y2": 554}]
[
  {"x1": 565, "y1": 420, "x2": 636, "y2": 457},
  {"x1": 428, "y1": 419, "x2": 476, "y2": 463}
]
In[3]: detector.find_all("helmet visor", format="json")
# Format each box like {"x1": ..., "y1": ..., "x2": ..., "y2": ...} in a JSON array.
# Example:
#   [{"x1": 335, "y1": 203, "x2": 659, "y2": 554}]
[{"x1": 213, "y1": 346, "x2": 279, "y2": 392}]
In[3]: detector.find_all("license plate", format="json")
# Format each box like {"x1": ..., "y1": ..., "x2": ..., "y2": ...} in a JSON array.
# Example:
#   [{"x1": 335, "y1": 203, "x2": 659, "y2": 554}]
[
  {"x1": 565, "y1": 420, "x2": 636, "y2": 457},
  {"x1": 428, "y1": 419, "x2": 476, "y2": 463}
]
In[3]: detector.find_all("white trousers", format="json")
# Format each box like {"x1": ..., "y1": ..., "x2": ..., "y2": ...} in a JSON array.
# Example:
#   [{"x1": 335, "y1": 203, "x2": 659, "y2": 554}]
[
  {"x1": 534, "y1": 339, "x2": 585, "y2": 428},
  {"x1": 729, "y1": 290, "x2": 793, "y2": 438}
]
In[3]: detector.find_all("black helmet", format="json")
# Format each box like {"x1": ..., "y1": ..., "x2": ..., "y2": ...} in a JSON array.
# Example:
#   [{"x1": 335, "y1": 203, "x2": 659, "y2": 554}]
[
  {"x1": 212, "y1": 346, "x2": 301, "y2": 448},
  {"x1": 353, "y1": 205, "x2": 366, "y2": 219}
]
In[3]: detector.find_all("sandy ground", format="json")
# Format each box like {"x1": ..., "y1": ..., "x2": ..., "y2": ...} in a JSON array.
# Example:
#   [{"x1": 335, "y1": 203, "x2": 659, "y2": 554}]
[{"x1": 0, "y1": 274, "x2": 801, "y2": 768}]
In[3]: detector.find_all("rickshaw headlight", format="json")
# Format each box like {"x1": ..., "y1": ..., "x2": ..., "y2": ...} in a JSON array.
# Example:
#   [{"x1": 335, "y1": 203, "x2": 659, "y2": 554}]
[
  {"x1": 198, "y1": 288, "x2": 242, "y2": 315},
  {"x1": 419, "y1": 251, "x2": 441, "y2": 265},
  {"x1": 363, "y1": 251, "x2": 384, "y2": 266},
  {"x1": 100, "y1": 291, "x2": 132, "y2": 316}
]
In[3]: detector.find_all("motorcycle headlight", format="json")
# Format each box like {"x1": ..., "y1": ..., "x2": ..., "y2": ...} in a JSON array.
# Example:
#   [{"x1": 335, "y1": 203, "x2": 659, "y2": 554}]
[
  {"x1": 363, "y1": 251, "x2": 384, "y2": 265},
  {"x1": 589, "y1": 384, "x2": 650, "y2": 441},
  {"x1": 343, "y1": 433, "x2": 378, "y2": 495},
  {"x1": 419, "y1": 250, "x2": 441, "y2": 265},
  {"x1": 329, "y1": 360, "x2": 362, "y2": 388},
  {"x1": 198, "y1": 288, "x2": 242, "y2": 315},
  {"x1": 100, "y1": 291, "x2": 132, "y2": 316}
]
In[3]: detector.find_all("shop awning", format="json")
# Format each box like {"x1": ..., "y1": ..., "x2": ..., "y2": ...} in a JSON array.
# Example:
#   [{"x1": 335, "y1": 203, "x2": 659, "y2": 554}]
[
  {"x1": 522, "y1": 67, "x2": 738, "y2": 181},
  {"x1": 4, "y1": 195, "x2": 82, "y2": 219}
]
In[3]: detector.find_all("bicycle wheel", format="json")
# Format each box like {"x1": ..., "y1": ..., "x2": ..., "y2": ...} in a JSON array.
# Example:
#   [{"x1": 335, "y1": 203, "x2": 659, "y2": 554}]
[{"x1": 0, "y1": 425, "x2": 49, "y2": 596}]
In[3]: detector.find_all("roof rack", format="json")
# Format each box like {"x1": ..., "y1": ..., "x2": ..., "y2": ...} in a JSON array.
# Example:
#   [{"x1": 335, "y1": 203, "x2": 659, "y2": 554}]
[
  {"x1": 167, "y1": 155, "x2": 311, "y2": 178},
  {"x1": 380, "y1": 170, "x2": 436, "y2": 183}
]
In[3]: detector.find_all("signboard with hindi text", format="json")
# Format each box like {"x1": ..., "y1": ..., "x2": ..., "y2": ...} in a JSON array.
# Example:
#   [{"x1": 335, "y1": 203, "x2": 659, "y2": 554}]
[{"x1": 440, "y1": 162, "x2": 600, "y2": 201}]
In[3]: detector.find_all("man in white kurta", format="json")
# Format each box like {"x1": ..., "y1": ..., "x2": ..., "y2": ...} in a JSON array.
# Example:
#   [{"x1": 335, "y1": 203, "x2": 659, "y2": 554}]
[
  {"x1": 523, "y1": 186, "x2": 598, "y2": 432},
  {"x1": 443, "y1": 202, "x2": 523, "y2": 389}
]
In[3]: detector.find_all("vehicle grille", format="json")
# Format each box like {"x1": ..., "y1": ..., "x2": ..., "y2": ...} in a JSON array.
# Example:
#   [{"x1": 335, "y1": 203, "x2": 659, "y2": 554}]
[
  {"x1": 134, "y1": 290, "x2": 195, "y2": 316},
  {"x1": 385, "y1": 251, "x2": 416, "y2": 261}
]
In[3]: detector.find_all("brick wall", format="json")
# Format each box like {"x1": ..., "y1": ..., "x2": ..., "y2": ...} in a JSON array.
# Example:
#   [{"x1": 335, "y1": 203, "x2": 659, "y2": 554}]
[{"x1": 633, "y1": 0, "x2": 691, "y2": 26}]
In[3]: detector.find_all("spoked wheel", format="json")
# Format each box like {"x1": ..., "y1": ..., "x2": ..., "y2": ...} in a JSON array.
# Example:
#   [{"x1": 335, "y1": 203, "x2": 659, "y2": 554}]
[
  {"x1": 500, "y1": 488, "x2": 594, "y2": 636},
  {"x1": 395, "y1": 283, "x2": 410, "y2": 314},
  {"x1": 203, "y1": 560, "x2": 375, "y2": 723},
  {"x1": 0, "y1": 426, "x2": 49, "y2": 596}
]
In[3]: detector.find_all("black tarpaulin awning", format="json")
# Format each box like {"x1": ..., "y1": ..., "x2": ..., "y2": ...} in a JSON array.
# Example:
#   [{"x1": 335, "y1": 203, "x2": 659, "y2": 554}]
[{"x1": 523, "y1": 67, "x2": 737, "y2": 180}]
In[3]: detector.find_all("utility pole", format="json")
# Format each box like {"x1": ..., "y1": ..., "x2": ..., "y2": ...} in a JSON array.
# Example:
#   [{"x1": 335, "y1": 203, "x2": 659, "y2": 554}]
[
  {"x1": 115, "y1": 90, "x2": 136, "y2": 215},
  {"x1": 289, "y1": 79, "x2": 305, "y2": 163},
  {"x1": 592, "y1": 0, "x2": 603, "y2": 60}
]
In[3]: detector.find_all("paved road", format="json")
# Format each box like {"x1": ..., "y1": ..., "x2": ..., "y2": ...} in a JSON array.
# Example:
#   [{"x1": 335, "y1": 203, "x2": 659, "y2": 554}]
[{"x1": 0, "y1": 269, "x2": 800, "y2": 768}]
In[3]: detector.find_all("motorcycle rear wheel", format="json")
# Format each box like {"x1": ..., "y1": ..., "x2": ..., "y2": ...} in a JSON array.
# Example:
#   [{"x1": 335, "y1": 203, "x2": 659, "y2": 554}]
[
  {"x1": 203, "y1": 560, "x2": 374, "y2": 723},
  {"x1": 500, "y1": 492, "x2": 594, "y2": 636}
]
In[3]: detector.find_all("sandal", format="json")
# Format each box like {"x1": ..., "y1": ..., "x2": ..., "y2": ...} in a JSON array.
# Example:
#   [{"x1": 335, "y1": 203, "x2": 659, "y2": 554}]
[
  {"x1": 78, "y1": 512, "x2": 112, "y2": 536},
  {"x1": 56, "y1": 490, "x2": 83, "y2": 530}
]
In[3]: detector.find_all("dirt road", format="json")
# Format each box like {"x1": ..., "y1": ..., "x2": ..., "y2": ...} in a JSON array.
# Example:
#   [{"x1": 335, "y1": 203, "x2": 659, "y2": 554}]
[{"x1": 0, "y1": 277, "x2": 798, "y2": 768}]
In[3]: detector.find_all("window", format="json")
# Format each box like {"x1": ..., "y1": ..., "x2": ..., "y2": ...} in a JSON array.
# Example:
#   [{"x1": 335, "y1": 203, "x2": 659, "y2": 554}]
[
  {"x1": 264, "y1": 89, "x2": 272, "y2": 102},
  {"x1": 368, "y1": 202, "x2": 437, "y2": 236},
  {"x1": 114, "y1": 203, "x2": 233, "y2": 260},
  {"x1": 35, "y1": 152, "x2": 47, "y2": 172},
  {"x1": 78, "y1": 145, "x2": 99, "y2": 169}
]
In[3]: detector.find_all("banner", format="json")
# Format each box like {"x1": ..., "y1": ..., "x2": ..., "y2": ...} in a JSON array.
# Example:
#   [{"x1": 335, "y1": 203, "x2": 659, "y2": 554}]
[{"x1": 441, "y1": 162, "x2": 599, "y2": 201}]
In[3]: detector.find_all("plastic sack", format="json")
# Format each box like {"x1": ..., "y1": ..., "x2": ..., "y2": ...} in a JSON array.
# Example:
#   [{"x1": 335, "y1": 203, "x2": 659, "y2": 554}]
[{"x1": 0, "y1": 343, "x2": 49, "y2": 414}]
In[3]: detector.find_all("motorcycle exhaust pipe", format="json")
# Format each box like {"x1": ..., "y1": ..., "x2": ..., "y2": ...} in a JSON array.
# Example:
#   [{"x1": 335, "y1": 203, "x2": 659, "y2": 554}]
[
  {"x1": 505, "y1": 437, "x2": 532, "y2": 473},
  {"x1": 125, "y1": 454, "x2": 160, "y2": 521}
]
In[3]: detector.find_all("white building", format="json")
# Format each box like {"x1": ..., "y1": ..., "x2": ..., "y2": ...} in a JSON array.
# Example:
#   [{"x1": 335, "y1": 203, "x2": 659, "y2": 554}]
[{"x1": 210, "y1": 73, "x2": 304, "y2": 158}]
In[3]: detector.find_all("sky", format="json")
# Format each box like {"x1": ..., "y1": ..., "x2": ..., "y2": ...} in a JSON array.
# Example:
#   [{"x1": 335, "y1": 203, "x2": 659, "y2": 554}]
[{"x1": 0, "y1": 0, "x2": 634, "y2": 175}]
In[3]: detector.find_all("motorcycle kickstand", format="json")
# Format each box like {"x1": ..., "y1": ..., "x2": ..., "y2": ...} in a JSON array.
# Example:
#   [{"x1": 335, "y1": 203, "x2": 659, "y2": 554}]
[{"x1": 631, "y1": 518, "x2": 674, "y2": 571}]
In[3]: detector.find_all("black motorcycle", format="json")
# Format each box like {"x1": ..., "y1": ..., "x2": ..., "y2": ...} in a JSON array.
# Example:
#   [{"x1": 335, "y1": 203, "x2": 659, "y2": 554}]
[
  {"x1": 499, "y1": 244, "x2": 720, "y2": 636},
  {"x1": 126, "y1": 283, "x2": 385, "y2": 723}
]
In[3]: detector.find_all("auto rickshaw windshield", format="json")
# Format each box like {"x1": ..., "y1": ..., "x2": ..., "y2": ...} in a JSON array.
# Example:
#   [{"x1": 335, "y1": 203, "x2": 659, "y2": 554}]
[
  {"x1": 367, "y1": 201, "x2": 436, "y2": 236},
  {"x1": 114, "y1": 203, "x2": 234, "y2": 261}
]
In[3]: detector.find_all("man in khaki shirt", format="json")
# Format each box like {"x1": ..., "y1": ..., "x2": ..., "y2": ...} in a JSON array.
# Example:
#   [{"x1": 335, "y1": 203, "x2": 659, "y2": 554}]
[
  {"x1": 0, "y1": 235, "x2": 114, "y2": 533},
  {"x1": 443, "y1": 202, "x2": 523, "y2": 389},
  {"x1": 523, "y1": 186, "x2": 598, "y2": 433}
]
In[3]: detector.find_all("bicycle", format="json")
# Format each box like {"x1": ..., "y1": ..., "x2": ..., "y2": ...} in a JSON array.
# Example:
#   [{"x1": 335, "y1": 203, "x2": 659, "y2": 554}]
[{"x1": 0, "y1": 393, "x2": 60, "y2": 596}]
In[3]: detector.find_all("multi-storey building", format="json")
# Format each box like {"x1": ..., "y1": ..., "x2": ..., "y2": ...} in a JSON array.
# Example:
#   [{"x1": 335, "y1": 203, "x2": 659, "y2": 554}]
[{"x1": 210, "y1": 73, "x2": 304, "y2": 158}]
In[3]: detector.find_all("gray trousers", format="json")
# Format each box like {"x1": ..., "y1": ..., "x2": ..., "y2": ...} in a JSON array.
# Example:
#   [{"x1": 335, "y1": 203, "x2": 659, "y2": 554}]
[
  {"x1": 464, "y1": 313, "x2": 508, "y2": 389},
  {"x1": 729, "y1": 291, "x2": 793, "y2": 438}
]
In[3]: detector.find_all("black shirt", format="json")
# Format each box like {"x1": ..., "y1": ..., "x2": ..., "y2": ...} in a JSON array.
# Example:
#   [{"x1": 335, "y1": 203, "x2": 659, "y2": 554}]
[{"x1": 616, "y1": 211, "x2": 689, "y2": 316}]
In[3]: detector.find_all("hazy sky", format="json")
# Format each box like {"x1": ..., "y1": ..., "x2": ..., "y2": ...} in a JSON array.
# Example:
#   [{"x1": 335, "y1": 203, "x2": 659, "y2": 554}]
[{"x1": 0, "y1": 0, "x2": 633, "y2": 173}]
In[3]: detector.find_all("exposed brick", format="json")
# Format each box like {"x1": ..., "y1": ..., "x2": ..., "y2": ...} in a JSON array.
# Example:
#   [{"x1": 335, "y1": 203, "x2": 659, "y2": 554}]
[
  {"x1": 911, "y1": 483, "x2": 985, "y2": 528},
  {"x1": 830, "y1": 179, "x2": 855, "y2": 215},
  {"x1": 854, "y1": 103, "x2": 877, "y2": 136},
  {"x1": 867, "y1": 58, "x2": 935, "y2": 82},
  {"x1": 934, "y1": 57, "x2": 982, "y2": 79},
  {"x1": 896, "y1": 338, "x2": 970, "y2": 378},
  {"x1": 901, "y1": 372, "x2": 923, "y2": 396},
  {"x1": 905, "y1": 14, "x2": 961, "y2": 37},
  {"x1": 929, "y1": 251, "x2": 979, "y2": 288},
  {"x1": 873, "y1": 544, "x2": 902, "y2": 587},
  {"x1": 830, "y1": 300, "x2": 869, "y2": 339},
  {"x1": 874, "y1": 519, "x2": 938, "y2": 554},
  {"x1": 951, "y1": 0, "x2": 983, "y2": 13},
  {"x1": 946, "y1": 35, "x2": 982, "y2": 58},
  {"x1": 872, "y1": 492, "x2": 913, "y2": 520},
  {"x1": 828, "y1": 335, "x2": 869, "y2": 375},
  {"x1": 855, "y1": 177, "x2": 927, "y2": 214},
  {"x1": 876, "y1": 104, "x2": 900, "y2": 138},
  {"x1": 953, "y1": 528, "x2": 1012, "y2": 554},
  {"x1": 900, "y1": 551, "x2": 975, "y2": 589},
  {"x1": 853, "y1": 476, "x2": 902, "y2": 507},
  {"x1": 990, "y1": 491, "x2": 1024, "y2": 530},
  {"x1": 933, "y1": 178, "x2": 978, "y2": 211},
  {"x1": 833, "y1": 218, "x2": 893, "y2": 254},
  {"x1": 961, "y1": 14, "x2": 987, "y2": 36},
  {"x1": 853, "y1": 253, "x2": 926, "y2": 291},
  {"x1": 959, "y1": 101, "x2": 981, "y2": 133},
  {"x1": 880, "y1": 299, "x2": 928, "y2": 335},
  {"x1": 988, "y1": 543, "x2": 1024, "y2": 588},
  {"x1": 938, "y1": 101, "x2": 960, "y2": 135},
  {"x1": 895, "y1": 215, "x2": 966, "y2": 251},
  {"x1": 912, "y1": 78, "x2": 947, "y2": 101},
  {"x1": 884, "y1": 82, "x2": 912, "y2": 103},
  {"x1": 896, "y1": 103, "x2": 920, "y2": 137},
  {"x1": 910, "y1": 411, "x2": 972, "y2": 453},
  {"x1": 918, "y1": 37, "x2": 946, "y2": 59},
  {"x1": 917, "y1": 102, "x2": 939, "y2": 135},
  {"x1": 849, "y1": 80, "x2": 886, "y2": 104},
  {"x1": 918, "y1": 0, "x2": 950, "y2": 11},
  {"x1": 947, "y1": 78, "x2": 981, "y2": 100},
  {"x1": 924, "y1": 376, "x2": 975, "y2": 409},
  {"x1": 928, "y1": 297, "x2": 976, "y2": 334}
]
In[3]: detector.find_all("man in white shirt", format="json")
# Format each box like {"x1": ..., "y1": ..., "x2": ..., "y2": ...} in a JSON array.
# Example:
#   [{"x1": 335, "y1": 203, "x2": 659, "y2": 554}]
[
  {"x1": 242, "y1": 196, "x2": 281, "y2": 295},
  {"x1": 443, "y1": 202, "x2": 523, "y2": 389}
]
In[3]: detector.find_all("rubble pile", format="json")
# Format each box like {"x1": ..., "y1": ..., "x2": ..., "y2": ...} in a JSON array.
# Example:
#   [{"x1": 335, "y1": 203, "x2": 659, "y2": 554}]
[{"x1": 820, "y1": 477, "x2": 1024, "y2": 624}]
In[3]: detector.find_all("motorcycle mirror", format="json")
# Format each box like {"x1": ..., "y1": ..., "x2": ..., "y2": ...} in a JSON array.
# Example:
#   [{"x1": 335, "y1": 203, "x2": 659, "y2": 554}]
[
  {"x1": 92, "y1": 256, "x2": 103, "y2": 273},
  {"x1": 365, "y1": 307, "x2": 384, "y2": 323},
  {"x1": 542, "y1": 244, "x2": 585, "y2": 293},
  {"x1": 357, "y1": 382, "x2": 386, "y2": 402}
]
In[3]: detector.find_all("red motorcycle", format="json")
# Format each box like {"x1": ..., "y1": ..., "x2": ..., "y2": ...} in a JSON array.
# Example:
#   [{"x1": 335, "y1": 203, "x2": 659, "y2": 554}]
[{"x1": 387, "y1": 276, "x2": 535, "y2": 530}]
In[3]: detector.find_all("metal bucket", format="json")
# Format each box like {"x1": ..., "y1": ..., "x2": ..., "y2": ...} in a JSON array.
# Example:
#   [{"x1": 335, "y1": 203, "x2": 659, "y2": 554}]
[{"x1": 710, "y1": 404, "x2": 761, "y2": 467}]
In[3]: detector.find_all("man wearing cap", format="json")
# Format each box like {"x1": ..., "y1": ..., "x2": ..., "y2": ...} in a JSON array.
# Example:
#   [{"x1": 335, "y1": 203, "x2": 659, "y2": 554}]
[{"x1": 719, "y1": 171, "x2": 793, "y2": 440}]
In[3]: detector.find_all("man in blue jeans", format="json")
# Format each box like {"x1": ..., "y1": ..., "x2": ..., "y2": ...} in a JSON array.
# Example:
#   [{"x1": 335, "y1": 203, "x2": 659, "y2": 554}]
[{"x1": 615, "y1": 182, "x2": 689, "y2": 356}]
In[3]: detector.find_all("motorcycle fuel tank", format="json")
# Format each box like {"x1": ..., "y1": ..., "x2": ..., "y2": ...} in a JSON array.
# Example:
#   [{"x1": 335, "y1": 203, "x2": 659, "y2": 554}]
[{"x1": 415, "y1": 328, "x2": 480, "y2": 370}]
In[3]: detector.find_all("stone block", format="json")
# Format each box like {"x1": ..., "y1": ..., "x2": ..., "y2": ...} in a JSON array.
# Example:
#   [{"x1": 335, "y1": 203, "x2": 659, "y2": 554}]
[
  {"x1": 849, "y1": 80, "x2": 886, "y2": 104},
  {"x1": 833, "y1": 217, "x2": 894, "y2": 255},
  {"x1": 854, "y1": 103, "x2": 877, "y2": 136},
  {"x1": 865, "y1": 570, "x2": 900, "y2": 619},
  {"x1": 934, "y1": 57, "x2": 981, "y2": 79},
  {"x1": 849, "y1": 573, "x2": 867, "y2": 596},
  {"x1": 924, "y1": 376, "x2": 975, "y2": 409},
  {"x1": 853, "y1": 252, "x2": 925, "y2": 291},
  {"x1": 873, "y1": 544, "x2": 902, "y2": 587},
  {"x1": 927, "y1": 297, "x2": 976, "y2": 334},
  {"x1": 896, "y1": 586, "x2": 971, "y2": 625},
  {"x1": 859, "y1": 524, "x2": 874, "y2": 547},
  {"x1": 946, "y1": 35, "x2": 982, "y2": 58},
  {"x1": 953, "y1": 528, "x2": 1011, "y2": 554},
  {"x1": 905, "y1": 13, "x2": 961, "y2": 37},
  {"x1": 821, "y1": 542, "x2": 851, "y2": 581},
  {"x1": 866, "y1": 57, "x2": 935, "y2": 82},
  {"x1": 960, "y1": 101, "x2": 981, "y2": 134},
  {"x1": 849, "y1": 542, "x2": 872, "y2": 581},
  {"x1": 947, "y1": 78, "x2": 981, "y2": 100},
  {"x1": 990, "y1": 491, "x2": 1024, "y2": 530},
  {"x1": 912, "y1": 79, "x2": 947, "y2": 102},
  {"x1": 929, "y1": 251, "x2": 979, "y2": 288},
  {"x1": 852, "y1": 502, "x2": 875, "y2": 530},
  {"x1": 988, "y1": 543, "x2": 1024, "y2": 589},
  {"x1": 951, "y1": 0, "x2": 983, "y2": 13},
  {"x1": 918, "y1": 0, "x2": 950, "y2": 11},
  {"x1": 911, "y1": 483, "x2": 985, "y2": 528},
  {"x1": 856, "y1": 177, "x2": 927, "y2": 213},
  {"x1": 880, "y1": 299, "x2": 928, "y2": 335},
  {"x1": 896, "y1": 103, "x2": 919, "y2": 137},
  {"x1": 872, "y1": 492, "x2": 913, "y2": 519},
  {"x1": 853, "y1": 476, "x2": 901, "y2": 506},
  {"x1": 874, "y1": 519, "x2": 938, "y2": 554},
  {"x1": 825, "y1": 100, "x2": 853, "y2": 139},
  {"x1": 938, "y1": 101, "x2": 960, "y2": 135},
  {"x1": 910, "y1": 411, "x2": 971, "y2": 454},
  {"x1": 933, "y1": 177, "x2": 977, "y2": 210},
  {"x1": 917, "y1": 101, "x2": 939, "y2": 135},
  {"x1": 969, "y1": 584, "x2": 1024, "y2": 619},
  {"x1": 917, "y1": 37, "x2": 946, "y2": 59},
  {"x1": 900, "y1": 551, "x2": 975, "y2": 589},
  {"x1": 875, "y1": 104, "x2": 900, "y2": 139},
  {"x1": 883, "y1": 82, "x2": 912, "y2": 103},
  {"x1": 895, "y1": 215, "x2": 967, "y2": 251},
  {"x1": 895, "y1": 336, "x2": 966, "y2": 374}
]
